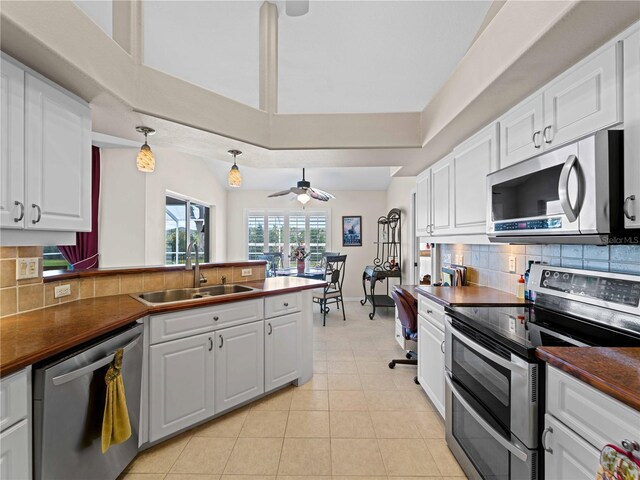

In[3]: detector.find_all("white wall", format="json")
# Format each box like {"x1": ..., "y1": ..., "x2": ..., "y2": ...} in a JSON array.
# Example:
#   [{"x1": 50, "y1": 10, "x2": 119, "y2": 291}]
[
  {"x1": 99, "y1": 147, "x2": 227, "y2": 267},
  {"x1": 226, "y1": 190, "x2": 388, "y2": 298},
  {"x1": 386, "y1": 176, "x2": 416, "y2": 287}
]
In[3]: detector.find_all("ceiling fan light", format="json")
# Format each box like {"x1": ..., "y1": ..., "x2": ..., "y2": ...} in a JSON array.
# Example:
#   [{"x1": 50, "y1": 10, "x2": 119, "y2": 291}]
[
  {"x1": 228, "y1": 164, "x2": 242, "y2": 188},
  {"x1": 297, "y1": 193, "x2": 311, "y2": 205},
  {"x1": 136, "y1": 142, "x2": 155, "y2": 172}
]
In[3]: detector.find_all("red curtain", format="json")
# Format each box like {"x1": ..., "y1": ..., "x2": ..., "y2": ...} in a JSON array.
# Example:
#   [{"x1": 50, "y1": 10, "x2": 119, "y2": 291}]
[{"x1": 59, "y1": 146, "x2": 100, "y2": 270}]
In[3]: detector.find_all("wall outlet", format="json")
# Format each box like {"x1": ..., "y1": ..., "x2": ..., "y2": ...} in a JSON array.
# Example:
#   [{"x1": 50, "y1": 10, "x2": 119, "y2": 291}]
[
  {"x1": 508, "y1": 256, "x2": 516, "y2": 273},
  {"x1": 454, "y1": 254, "x2": 464, "y2": 265},
  {"x1": 16, "y1": 257, "x2": 39, "y2": 280},
  {"x1": 241, "y1": 268, "x2": 252, "y2": 277},
  {"x1": 54, "y1": 284, "x2": 71, "y2": 298}
]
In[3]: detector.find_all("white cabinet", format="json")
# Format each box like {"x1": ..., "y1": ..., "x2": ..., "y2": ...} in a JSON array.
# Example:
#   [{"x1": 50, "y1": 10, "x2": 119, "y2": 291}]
[
  {"x1": 0, "y1": 419, "x2": 30, "y2": 480},
  {"x1": 0, "y1": 57, "x2": 25, "y2": 229},
  {"x1": 417, "y1": 313, "x2": 445, "y2": 417},
  {"x1": 543, "y1": 414, "x2": 600, "y2": 480},
  {"x1": 265, "y1": 312, "x2": 300, "y2": 392},
  {"x1": 264, "y1": 292, "x2": 301, "y2": 319},
  {"x1": 543, "y1": 42, "x2": 622, "y2": 149},
  {"x1": 148, "y1": 332, "x2": 215, "y2": 442},
  {"x1": 214, "y1": 321, "x2": 264, "y2": 413},
  {"x1": 431, "y1": 155, "x2": 453, "y2": 236},
  {"x1": 499, "y1": 94, "x2": 544, "y2": 168},
  {"x1": 451, "y1": 123, "x2": 499, "y2": 234},
  {"x1": 624, "y1": 30, "x2": 640, "y2": 228},
  {"x1": 416, "y1": 169, "x2": 431, "y2": 236}
]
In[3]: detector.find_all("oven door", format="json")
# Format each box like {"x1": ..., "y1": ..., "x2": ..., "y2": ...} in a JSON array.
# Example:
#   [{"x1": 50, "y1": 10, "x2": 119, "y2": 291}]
[
  {"x1": 445, "y1": 317, "x2": 538, "y2": 448},
  {"x1": 445, "y1": 372, "x2": 539, "y2": 480}
]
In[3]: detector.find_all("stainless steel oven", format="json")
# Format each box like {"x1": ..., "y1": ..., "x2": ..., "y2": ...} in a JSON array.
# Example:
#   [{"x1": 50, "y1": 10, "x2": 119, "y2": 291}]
[
  {"x1": 445, "y1": 316, "x2": 539, "y2": 480},
  {"x1": 486, "y1": 130, "x2": 623, "y2": 244}
]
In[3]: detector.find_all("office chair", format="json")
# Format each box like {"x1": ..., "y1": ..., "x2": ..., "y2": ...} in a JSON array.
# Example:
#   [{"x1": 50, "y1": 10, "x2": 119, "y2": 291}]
[
  {"x1": 389, "y1": 287, "x2": 420, "y2": 385},
  {"x1": 312, "y1": 255, "x2": 347, "y2": 326}
]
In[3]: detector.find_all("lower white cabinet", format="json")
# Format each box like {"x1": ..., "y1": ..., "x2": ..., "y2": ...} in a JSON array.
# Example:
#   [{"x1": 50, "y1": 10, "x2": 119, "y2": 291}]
[
  {"x1": 265, "y1": 312, "x2": 301, "y2": 393},
  {"x1": 149, "y1": 332, "x2": 215, "y2": 442},
  {"x1": 543, "y1": 414, "x2": 600, "y2": 480},
  {"x1": 0, "y1": 419, "x2": 30, "y2": 480},
  {"x1": 215, "y1": 321, "x2": 264, "y2": 413},
  {"x1": 417, "y1": 313, "x2": 445, "y2": 417}
]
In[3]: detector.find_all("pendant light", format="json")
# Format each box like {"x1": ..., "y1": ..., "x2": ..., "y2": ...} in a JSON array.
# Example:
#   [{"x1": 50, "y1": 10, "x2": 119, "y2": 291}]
[
  {"x1": 135, "y1": 126, "x2": 156, "y2": 172},
  {"x1": 227, "y1": 149, "x2": 242, "y2": 188}
]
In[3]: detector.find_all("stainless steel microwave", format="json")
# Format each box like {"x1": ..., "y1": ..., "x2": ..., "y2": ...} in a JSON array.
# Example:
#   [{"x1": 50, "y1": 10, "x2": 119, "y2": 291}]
[{"x1": 487, "y1": 130, "x2": 625, "y2": 244}]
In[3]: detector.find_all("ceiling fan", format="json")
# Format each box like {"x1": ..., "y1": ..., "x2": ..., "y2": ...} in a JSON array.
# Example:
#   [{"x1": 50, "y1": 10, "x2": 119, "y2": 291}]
[{"x1": 268, "y1": 168, "x2": 335, "y2": 205}]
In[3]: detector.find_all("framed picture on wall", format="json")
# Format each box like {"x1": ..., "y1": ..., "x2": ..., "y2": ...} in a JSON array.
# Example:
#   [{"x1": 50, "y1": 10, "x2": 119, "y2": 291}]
[{"x1": 342, "y1": 216, "x2": 362, "y2": 247}]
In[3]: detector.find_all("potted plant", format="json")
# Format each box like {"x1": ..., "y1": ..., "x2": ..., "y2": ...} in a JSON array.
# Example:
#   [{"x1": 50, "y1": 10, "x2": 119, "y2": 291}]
[{"x1": 291, "y1": 244, "x2": 310, "y2": 274}]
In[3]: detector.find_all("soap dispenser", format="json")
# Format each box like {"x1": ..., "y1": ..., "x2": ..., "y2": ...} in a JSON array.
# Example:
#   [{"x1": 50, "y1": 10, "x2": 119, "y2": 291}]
[{"x1": 517, "y1": 275, "x2": 525, "y2": 299}]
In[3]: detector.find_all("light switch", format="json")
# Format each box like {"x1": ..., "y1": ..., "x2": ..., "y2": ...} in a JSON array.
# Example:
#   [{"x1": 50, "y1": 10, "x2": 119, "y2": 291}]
[{"x1": 16, "y1": 257, "x2": 39, "y2": 280}]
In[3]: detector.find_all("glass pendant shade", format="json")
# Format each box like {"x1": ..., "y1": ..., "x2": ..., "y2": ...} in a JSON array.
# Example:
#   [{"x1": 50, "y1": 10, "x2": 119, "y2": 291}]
[
  {"x1": 228, "y1": 164, "x2": 241, "y2": 187},
  {"x1": 136, "y1": 143, "x2": 155, "y2": 172},
  {"x1": 297, "y1": 193, "x2": 311, "y2": 205}
]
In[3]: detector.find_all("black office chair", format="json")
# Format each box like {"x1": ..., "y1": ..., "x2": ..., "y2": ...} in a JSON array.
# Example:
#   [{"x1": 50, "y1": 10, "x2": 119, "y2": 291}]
[
  {"x1": 260, "y1": 252, "x2": 283, "y2": 277},
  {"x1": 389, "y1": 287, "x2": 420, "y2": 385},
  {"x1": 312, "y1": 255, "x2": 347, "y2": 326}
]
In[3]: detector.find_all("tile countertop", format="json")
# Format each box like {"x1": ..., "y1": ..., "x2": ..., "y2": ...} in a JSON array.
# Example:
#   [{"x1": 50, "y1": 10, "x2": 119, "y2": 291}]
[
  {"x1": 0, "y1": 277, "x2": 325, "y2": 377},
  {"x1": 536, "y1": 347, "x2": 640, "y2": 412},
  {"x1": 415, "y1": 285, "x2": 528, "y2": 307}
]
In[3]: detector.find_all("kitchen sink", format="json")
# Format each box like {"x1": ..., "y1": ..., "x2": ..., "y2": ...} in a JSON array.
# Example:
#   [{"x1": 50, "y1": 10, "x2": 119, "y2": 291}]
[{"x1": 133, "y1": 284, "x2": 258, "y2": 306}]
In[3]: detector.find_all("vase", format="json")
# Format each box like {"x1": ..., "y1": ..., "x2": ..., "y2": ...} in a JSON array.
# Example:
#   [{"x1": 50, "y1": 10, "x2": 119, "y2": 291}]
[{"x1": 297, "y1": 259, "x2": 305, "y2": 274}]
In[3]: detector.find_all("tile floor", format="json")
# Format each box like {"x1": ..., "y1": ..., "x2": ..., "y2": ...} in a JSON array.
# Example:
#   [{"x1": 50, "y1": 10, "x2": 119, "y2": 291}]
[{"x1": 121, "y1": 300, "x2": 467, "y2": 480}]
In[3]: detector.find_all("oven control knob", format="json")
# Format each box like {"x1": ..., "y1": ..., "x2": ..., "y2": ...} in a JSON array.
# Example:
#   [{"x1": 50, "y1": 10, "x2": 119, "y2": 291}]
[
  {"x1": 563, "y1": 273, "x2": 569, "y2": 279},
  {"x1": 553, "y1": 272, "x2": 560, "y2": 278},
  {"x1": 545, "y1": 271, "x2": 551, "y2": 277},
  {"x1": 543, "y1": 280, "x2": 548, "y2": 287}
]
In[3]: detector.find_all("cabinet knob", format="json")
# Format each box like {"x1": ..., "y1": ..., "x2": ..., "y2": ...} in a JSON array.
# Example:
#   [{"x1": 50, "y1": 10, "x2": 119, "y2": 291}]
[
  {"x1": 541, "y1": 426, "x2": 553, "y2": 453},
  {"x1": 623, "y1": 195, "x2": 636, "y2": 221},
  {"x1": 31, "y1": 203, "x2": 42, "y2": 224},
  {"x1": 284, "y1": 302, "x2": 289, "y2": 307},
  {"x1": 532, "y1": 131, "x2": 542, "y2": 148},
  {"x1": 427, "y1": 309, "x2": 433, "y2": 314},
  {"x1": 208, "y1": 337, "x2": 213, "y2": 351},
  {"x1": 219, "y1": 335, "x2": 224, "y2": 348},
  {"x1": 13, "y1": 201, "x2": 24, "y2": 222},
  {"x1": 542, "y1": 125, "x2": 553, "y2": 144},
  {"x1": 440, "y1": 341, "x2": 445, "y2": 354},
  {"x1": 213, "y1": 316, "x2": 219, "y2": 321},
  {"x1": 268, "y1": 323, "x2": 273, "y2": 335}
]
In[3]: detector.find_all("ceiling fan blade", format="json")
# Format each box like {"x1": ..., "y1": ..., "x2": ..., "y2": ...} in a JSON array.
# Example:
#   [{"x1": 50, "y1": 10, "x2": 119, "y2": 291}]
[
  {"x1": 268, "y1": 189, "x2": 294, "y2": 198},
  {"x1": 290, "y1": 187, "x2": 307, "y2": 195},
  {"x1": 309, "y1": 187, "x2": 335, "y2": 200}
]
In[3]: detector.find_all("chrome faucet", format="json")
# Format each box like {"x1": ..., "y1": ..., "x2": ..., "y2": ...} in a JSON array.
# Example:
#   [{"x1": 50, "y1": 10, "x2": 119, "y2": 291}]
[{"x1": 186, "y1": 237, "x2": 207, "y2": 288}]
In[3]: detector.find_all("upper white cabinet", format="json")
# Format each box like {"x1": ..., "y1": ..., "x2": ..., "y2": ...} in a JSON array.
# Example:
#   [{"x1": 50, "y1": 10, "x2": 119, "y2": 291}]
[
  {"x1": 624, "y1": 30, "x2": 640, "y2": 228},
  {"x1": 264, "y1": 312, "x2": 301, "y2": 393},
  {"x1": 0, "y1": 54, "x2": 91, "y2": 234},
  {"x1": 543, "y1": 42, "x2": 622, "y2": 149},
  {"x1": 499, "y1": 94, "x2": 544, "y2": 168},
  {"x1": 452, "y1": 123, "x2": 499, "y2": 234},
  {"x1": 415, "y1": 169, "x2": 431, "y2": 236},
  {"x1": 431, "y1": 154, "x2": 453, "y2": 236}
]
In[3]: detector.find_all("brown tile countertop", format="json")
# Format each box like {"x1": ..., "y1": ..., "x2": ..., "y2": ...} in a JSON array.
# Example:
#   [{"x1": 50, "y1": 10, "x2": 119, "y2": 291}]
[
  {"x1": 415, "y1": 285, "x2": 528, "y2": 307},
  {"x1": 536, "y1": 347, "x2": 640, "y2": 412},
  {"x1": 0, "y1": 277, "x2": 325, "y2": 377}
]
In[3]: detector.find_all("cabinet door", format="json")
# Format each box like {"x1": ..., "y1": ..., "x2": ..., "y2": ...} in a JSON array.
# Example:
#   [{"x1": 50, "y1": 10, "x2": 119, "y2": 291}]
[
  {"x1": 215, "y1": 321, "x2": 264, "y2": 413},
  {"x1": 25, "y1": 72, "x2": 91, "y2": 231},
  {"x1": 0, "y1": 419, "x2": 30, "y2": 480},
  {"x1": 452, "y1": 124, "x2": 499, "y2": 234},
  {"x1": 544, "y1": 415, "x2": 600, "y2": 480},
  {"x1": 0, "y1": 57, "x2": 25, "y2": 229},
  {"x1": 499, "y1": 94, "x2": 544, "y2": 168},
  {"x1": 624, "y1": 30, "x2": 640, "y2": 228},
  {"x1": 431, "y1": 154, "x2": 452, "y2": 235},
  {"x1": 149, "y1": 332, "x2": 215, "y2": 442},
  {"x1": 415, "y1": 169, "x2": 431, "y2": 236},
  {"x1": 543, "y1": 42, "x2": 622, "y2": 149},
  {"x1": 417, "y1": 315, "x2": 445, "y2": 417},
  {"x1": 265, "y1": 312, "x2": 300, "y2": 392}
]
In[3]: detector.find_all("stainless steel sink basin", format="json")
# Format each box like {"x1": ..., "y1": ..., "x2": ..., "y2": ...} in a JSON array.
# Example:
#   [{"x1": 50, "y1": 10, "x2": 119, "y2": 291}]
[{"x1": 133, "y1": 284, "x2": 257, "y2": 306}]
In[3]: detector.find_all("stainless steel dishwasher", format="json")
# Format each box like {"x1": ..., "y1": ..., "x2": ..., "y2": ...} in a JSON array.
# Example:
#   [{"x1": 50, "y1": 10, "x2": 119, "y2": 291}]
[{"x1": 33, "y1": 323, "x2": 143, "y2": 480}]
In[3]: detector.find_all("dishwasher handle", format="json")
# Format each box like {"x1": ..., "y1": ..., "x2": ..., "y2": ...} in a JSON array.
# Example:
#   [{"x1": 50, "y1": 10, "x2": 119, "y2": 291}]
[{"x1": 52, "y1": 334, "x2": 142, "y2": 386}]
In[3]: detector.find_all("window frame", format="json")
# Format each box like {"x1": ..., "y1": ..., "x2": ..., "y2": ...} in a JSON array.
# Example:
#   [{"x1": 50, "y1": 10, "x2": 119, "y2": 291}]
[{"x1": 165, "y1": 191, "x2": 212, "y2": 265}]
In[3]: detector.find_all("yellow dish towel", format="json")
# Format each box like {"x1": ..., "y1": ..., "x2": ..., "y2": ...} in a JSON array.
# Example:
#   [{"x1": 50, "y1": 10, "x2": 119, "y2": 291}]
[{"x1": 101, "y1": 348, "x2": 131, "y2": 453}]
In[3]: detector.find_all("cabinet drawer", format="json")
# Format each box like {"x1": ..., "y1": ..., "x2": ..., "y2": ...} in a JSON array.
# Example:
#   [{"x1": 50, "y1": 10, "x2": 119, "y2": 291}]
[
  {"x1": 150, "y1": 299, "x2": 264, "y2": 344},
  {"x1": 417, "y1": 295, "x2": 444, "y2": 330},
  {"x1": 0, "y1": 369, "x2": 29, "y2": 432},
  {"x1": 0, "y1": 418, "x2": 30, "y2": 480},
  {"x1": 264, "y1": 292, "x2": 302, "y2": 319},
  {"x1": 546, "y1": 366, "x2": 640, "y2": 450}
]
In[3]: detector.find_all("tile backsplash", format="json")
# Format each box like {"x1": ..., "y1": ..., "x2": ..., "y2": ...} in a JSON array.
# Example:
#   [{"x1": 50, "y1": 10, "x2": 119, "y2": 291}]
[{"x1": 440, "y1": 243, "x2": 640, "y2": 296}]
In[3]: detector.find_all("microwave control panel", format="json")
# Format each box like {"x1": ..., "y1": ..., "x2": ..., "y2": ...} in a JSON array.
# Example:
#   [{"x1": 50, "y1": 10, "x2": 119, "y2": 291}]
[
  {"x1": 494, "y1": 217, "x2": 562, "y2": 231},
  {"x1": 539, "y1": 269, "x2": 640, "y2": 307}
]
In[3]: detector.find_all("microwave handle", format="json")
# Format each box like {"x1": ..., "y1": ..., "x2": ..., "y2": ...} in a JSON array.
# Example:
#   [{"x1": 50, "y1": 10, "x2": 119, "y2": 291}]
[
  {"x1": 445, "y1": 372, "x2": 528, "y2": 462},
  {"x1": 558, "y1": 154, "x2": 579, "y2": 223}
]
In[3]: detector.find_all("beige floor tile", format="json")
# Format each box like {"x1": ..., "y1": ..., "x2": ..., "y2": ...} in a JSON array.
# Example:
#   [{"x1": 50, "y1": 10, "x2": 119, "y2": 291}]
[
  {"x1": 314, "y1": 361, "x2": 328, "y2": 374},
  {"x1": 290, "y1": 389, "x2": 329, "y2": 410},
  {"x1": 332, "y1": 477, "x2": 387, "y2": 480},
  {"x1": 220, "y1": 476, "x2": 275, "y2": 480},
  {"x1": 170, "y1": 437, "x2": 235, "y2": 474},
  {"x1": 297, "y1": 374, "x2": 328, "y2": 390},
  {"x1": 276, "y1": 476, "x2": 330, "y2": 480},
  {"x1": 328, "y1": 390, "x2": 368, "y2": 411},
  {"x1": 357, "y1": 360, "x2": 395, "y2": 376},
  {"x1": 118, "y1": 474, "x2": 166, "y2": 480},
  {"x1": 325, "y1": 350, "x2": 354, "y2": 361},
  {"x1": 414, "y1": 411, "x2": 446, "y2": 439},
  {"x1": 193, "y1": 407, "x2": 249, "y2": 437},
  {"x1": 365, "y1": 390, "x2": 432, "y2": 411},
  {"x1": 327, "y1": 361, "x2": 358, "y2": 375},
  {"x1": 370, "y1": 411, "x2": 422, "y2": 439},
  {"x1": 251, "y1": 388, "x2": 293, "y2": 411},
  {"x1": 351, "y1": 349, "x2": 381, "y2": 362},
  {"x1": 324, "y1": 340, "x2": 352, "y2": 351},
  {"x1": 314, "y1": 350, "x2": 328, "y2": 361},
  {"x1": 166, "y1": 475, "x2": 221, "y2": 480},
  {"x1": 314, "y1": 341, "x2": 327, "y2": 351},
  {"x1": 224, "y1": 438, "x2": 283, "y2": 475},
  {"x1": 240, "y1": 410, "x2": 289, "y2": 437},
  {"x1": 278, "y1": 438, "x2": 331, "y2": 476},
  {"x1": 393, "y1": 371, "x2": 422, "y2": 391},
  {"x1": 329, "y1": 411, "x2": 375, "y2": 438},
  {"x1": 127, "y1": 432, "x2": 192, "y2": 473},
  {"x1": 426, "y1": 439, "x2": 466, "y2": 477},
  {"x1": 285, "y1": 410, "x2": 330, "y2": 437},
  {"x1": 327, "y1": 374, "x2": 362, "y2": 391},
  {"x1": 330, "y1": 438, "x2": 386, "y2": 476},
  {"x1": 360, "y1": 374, "x2": 398, "y2": 391},
  {"x1": 378, "y1": 438, "x2": 440, "y2": 477}
]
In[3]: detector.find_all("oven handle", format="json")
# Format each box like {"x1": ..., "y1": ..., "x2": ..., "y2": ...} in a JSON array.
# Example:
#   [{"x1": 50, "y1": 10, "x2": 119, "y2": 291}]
[
  {"x1": 445, "y1": 372, "x2": 528, "y2": 462},
  {"x1": 446, "y1": 318, "x2": 515, "y2": 372}
]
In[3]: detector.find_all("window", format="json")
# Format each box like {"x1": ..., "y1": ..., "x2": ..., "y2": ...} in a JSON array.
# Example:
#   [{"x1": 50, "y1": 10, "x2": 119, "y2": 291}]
[
  {"x1": 246, "y1": 210, "x2": 330, "y2": 267},
  {"x1": 165, "y1": 195, "x2": 210, "y2": 265},
  {"x1": 43, "y1": 246, "x2": 70, "y2": 271}
]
